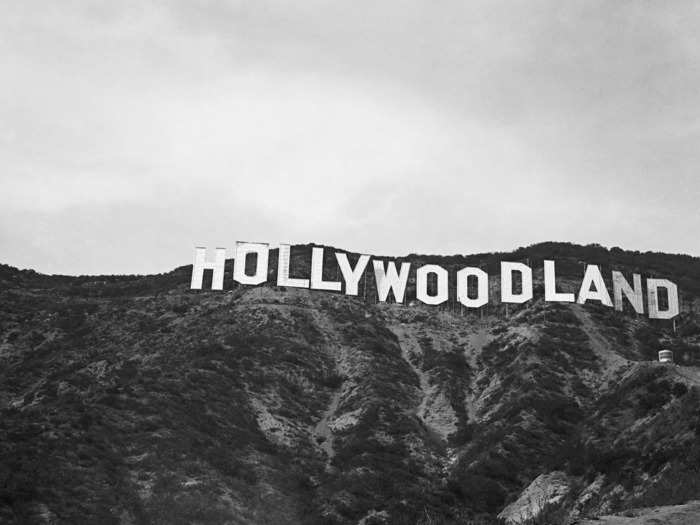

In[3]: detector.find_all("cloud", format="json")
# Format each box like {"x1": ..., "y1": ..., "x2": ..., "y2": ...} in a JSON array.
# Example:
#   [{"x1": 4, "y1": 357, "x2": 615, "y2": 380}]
[{"x1": 1, "y1": 1, "x2": 699, "y2": 273}]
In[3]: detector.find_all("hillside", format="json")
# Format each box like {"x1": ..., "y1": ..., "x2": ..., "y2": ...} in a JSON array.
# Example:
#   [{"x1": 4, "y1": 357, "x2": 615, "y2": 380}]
[{"x1": 1, "y1": 242, "x2": 699, "y2": 524}]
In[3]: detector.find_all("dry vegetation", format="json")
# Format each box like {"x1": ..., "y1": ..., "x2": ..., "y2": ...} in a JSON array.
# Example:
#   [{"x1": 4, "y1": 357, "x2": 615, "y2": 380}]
[{"x1": 0, "y1": 242, "x2": 699, "y2": 524}]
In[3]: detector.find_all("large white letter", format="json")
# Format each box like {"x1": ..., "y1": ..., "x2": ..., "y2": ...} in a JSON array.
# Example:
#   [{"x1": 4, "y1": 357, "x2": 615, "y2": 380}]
[
  {"x1": 416, "y1": 264, "x2": 448, "y2": 305},
  {"x1": 277, "y1": 244, "x2": 309, "y2": 288},
  {"x1": 336, "y1": 253, "x2": 370, "y2": 296},
  {"x1": 373, "y1": 260, "x2": 410, "y2": 303},
  {"x1": 310, "y1": 247, "x2": 342, "y2": 291},
  {"x1": 577, "y1": 264, "x2": 612, "y2": 306},
  {"x1": 233, "y1": 242, "x2": 269, "y2": 285},
  {"x1": 190, "y1": 247, "x2": 226, "y2": 290},
  {"x1": 456, "y1": 267, "x2": 488, "y2": 308},
  {"x1": 647, "y1": 279, "x2": 680, "y2": 319},
  {"x1": 544, "y1": 260, "x2": 574, "y2": 302},
  {"x1": 612, "y1": 271, "x2": 644, "y2": 314},
  {"x1": 501, "y1": 262, "x2": 533, "y2": 304}
]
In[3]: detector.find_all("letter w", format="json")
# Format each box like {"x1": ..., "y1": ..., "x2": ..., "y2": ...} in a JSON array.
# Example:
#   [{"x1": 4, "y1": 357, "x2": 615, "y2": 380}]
[{"x1": 373, "y1": 260, "x2": 411, "y2": 303}]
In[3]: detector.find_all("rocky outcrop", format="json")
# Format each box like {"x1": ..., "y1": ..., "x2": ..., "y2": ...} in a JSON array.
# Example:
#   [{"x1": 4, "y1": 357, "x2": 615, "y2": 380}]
[{"x1": 497, "y1": 471, "x2": 571, "y2": 524}]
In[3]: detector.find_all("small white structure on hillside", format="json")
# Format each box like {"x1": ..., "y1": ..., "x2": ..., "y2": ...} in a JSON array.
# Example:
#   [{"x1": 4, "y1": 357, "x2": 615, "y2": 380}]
[{"x1": 658, "y1": 349, "x2": 674, "y2": 364}]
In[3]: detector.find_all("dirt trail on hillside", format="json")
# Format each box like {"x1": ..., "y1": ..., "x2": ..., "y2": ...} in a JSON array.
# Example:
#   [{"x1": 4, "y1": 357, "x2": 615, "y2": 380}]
[
  {"x1": 389, "y1": 324, "x2": 456, "y2": 441},
  {"x1": 463, "y1": 326, "x2": 494, "y2": 422},
  {"x1": 671, "y1": 365, "x2": 700, "y2": 386},
  {"x1": 580, "y1": 501, "x2": 700, "y2": 525},
  {"x1": 465, "y1": 327, "x2": 490, "y2": 368},
  {"x1": 306, "y1": 306, "x2": 348, "y2": 459},
  {"x1": 312, "y1": 390, "x2": 341, "y2": 458},
  {"x1": 571, "y1": 305, "x2": 629, "y2": 385}
]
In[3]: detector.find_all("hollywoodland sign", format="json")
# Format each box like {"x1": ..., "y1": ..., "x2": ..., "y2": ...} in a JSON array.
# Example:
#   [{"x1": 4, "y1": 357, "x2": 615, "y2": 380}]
[{"x1": 190, "y1": 243, "x2": 680, "y2": 320}]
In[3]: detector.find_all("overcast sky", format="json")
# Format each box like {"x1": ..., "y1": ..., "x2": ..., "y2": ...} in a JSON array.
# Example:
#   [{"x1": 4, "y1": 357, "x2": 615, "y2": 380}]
[{"x1": 1, "y1": 1, "x2": 699, "y2": 275}]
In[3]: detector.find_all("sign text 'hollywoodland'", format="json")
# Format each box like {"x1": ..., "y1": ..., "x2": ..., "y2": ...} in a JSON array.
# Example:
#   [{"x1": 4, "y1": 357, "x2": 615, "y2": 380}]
[{"x1": 190, "y1": 243, "x2": 680, "y2": 320}]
